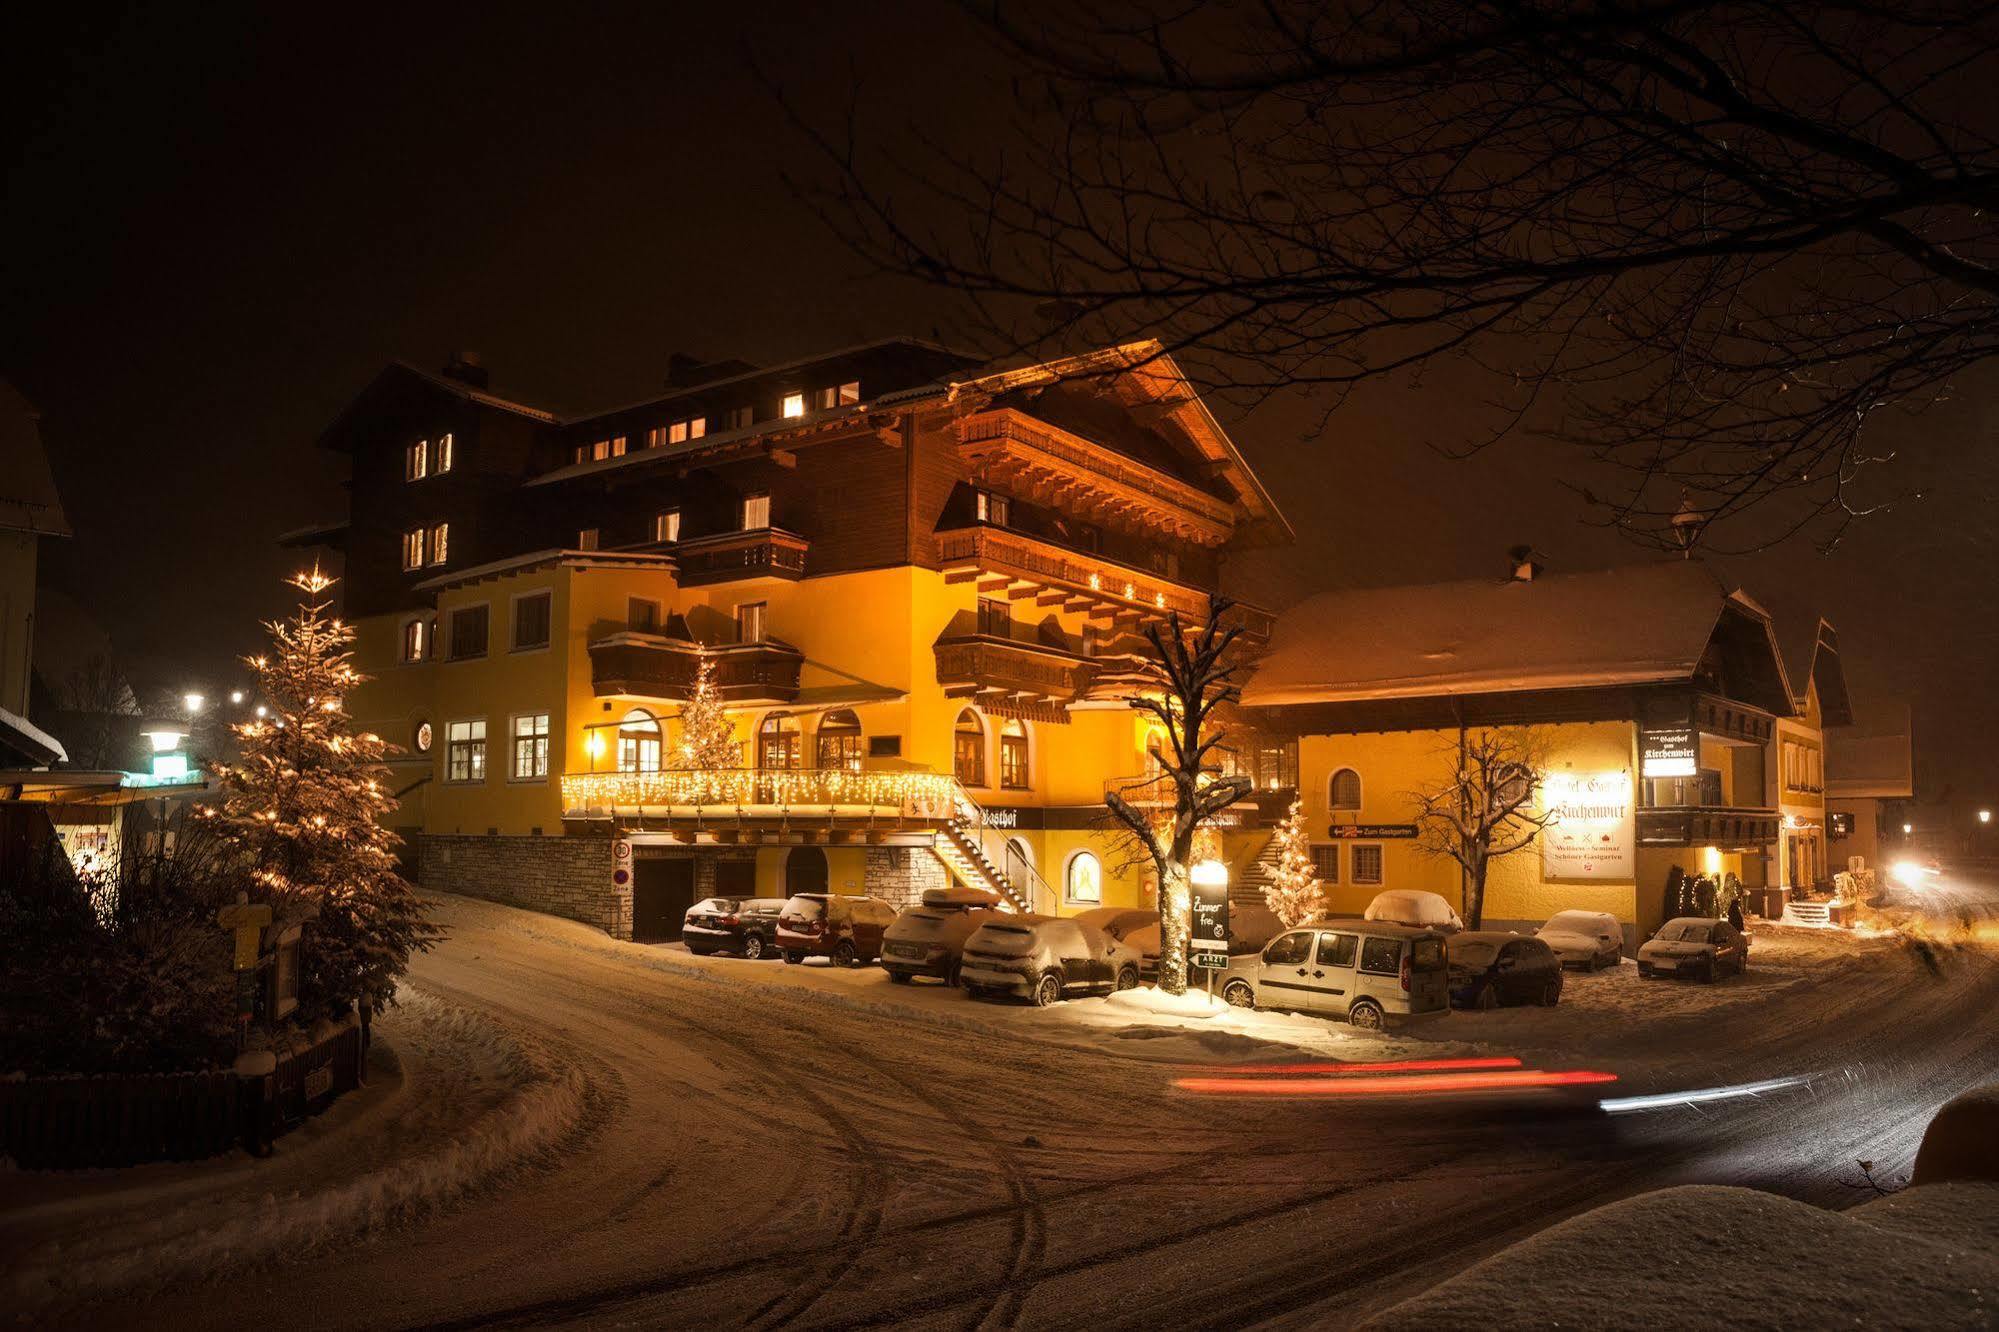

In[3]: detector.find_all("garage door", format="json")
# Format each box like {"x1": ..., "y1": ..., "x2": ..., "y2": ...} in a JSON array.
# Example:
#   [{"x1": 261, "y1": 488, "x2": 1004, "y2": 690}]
[{"x1": 633, "y1": 858, "x2": 697, "y2": 942}]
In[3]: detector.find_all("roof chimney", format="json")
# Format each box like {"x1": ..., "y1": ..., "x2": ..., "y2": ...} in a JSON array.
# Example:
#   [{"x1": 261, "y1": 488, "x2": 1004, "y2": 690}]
[
  {"x1": 441, "y1": 351, "x2": 488, "y2": 389},
  {"x1": 1508, "y1": 544, "x2": 1543, "y2": 581}
]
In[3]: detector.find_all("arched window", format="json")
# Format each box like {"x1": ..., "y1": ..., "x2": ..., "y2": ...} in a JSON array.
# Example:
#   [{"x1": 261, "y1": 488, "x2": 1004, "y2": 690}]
[
  {"x1": 815, "y1": 708, "x2": 863, "y2": 772},
  {"x1": 999, "y1": 718, "x2": 1029, "y2": 790},
  {"x1": 953, "y1": 709, "x2": 986, "y2": 786},
  {"x1": 1065, "y1": 850, "x2": 1103, "y2": 904},
  {"x1": 618, "y1": 709, "x2": 661, "y2": 774},
  {"x1": 758, "y1": 712, "x2": 803, "y2": 770},
  {"x1": 1329, "y1": 767, "x2": 1362, "y2": 810}
]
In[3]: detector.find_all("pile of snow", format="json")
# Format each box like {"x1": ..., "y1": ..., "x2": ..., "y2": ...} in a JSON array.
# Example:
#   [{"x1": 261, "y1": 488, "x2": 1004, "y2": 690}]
[
  {"x1": 1362, "y1": 889, "x2": 1463, "y2": 932},
  {"x1": 1102, "y1": 985, "x2": 1229, "y2": 1019}
]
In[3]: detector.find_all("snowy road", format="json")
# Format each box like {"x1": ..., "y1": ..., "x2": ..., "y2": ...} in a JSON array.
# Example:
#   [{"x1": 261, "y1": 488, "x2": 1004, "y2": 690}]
[{"x1": 16, "y1": 891, "x2": 1999, "y2": 1330}]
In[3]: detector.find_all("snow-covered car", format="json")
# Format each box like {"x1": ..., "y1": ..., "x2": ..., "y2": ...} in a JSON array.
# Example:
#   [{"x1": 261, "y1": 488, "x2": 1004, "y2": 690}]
[
  {"x1": 1070, "y1": 907, "x2": 1161, "y2": 978},
  {"x1": 1362, "y1": 888, "x2": 1464, "y2": 934},
  {"x1": 1447, "y1": 932, "x2": 1563, "y2": 1009},
  {"x1": 879, "y1": 886, "x2": 1004, "y2": 985},
  {"x1": 960, "y1": 915, "x2": 1143, "y2": 1006},
  {"x1": 776, "y1": 893, "x2": 899, "y2": 967},
  {"x1": 1534, "y1": 909, "x2": 1626, "y2": 970},
  {"x1": 683, "y1": 896, "x2": 783, "y2": 959},
  {"x1": 1638, "y1": 917, "x2": 1749, "y2": 982},
  {"x1": 1219, "y1": 921, "x2": 1450, "y2": 1029}
]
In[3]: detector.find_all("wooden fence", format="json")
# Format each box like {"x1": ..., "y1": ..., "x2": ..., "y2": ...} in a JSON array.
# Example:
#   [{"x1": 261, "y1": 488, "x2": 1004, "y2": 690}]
[{"x1": 1, "y1": 1014, "x2": 363, "y2": 1169}]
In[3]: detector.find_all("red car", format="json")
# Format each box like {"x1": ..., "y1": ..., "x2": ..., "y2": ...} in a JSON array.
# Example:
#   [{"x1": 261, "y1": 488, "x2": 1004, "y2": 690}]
[{"x1": 776, "y1": 893, "x2": 898, "y2": 966}]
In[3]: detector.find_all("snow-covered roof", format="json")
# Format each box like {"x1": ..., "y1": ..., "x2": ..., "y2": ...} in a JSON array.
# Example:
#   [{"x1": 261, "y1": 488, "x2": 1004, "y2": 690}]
[{"x1": 1243, "y1": 561, "x2": 1782, "y2": 707}]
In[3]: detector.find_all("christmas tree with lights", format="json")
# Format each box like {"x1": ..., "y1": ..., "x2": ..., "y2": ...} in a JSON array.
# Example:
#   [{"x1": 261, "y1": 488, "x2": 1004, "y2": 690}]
[
  {"x1": 1264, "y1": 798, "x2": 1323, "y2": 926},
  {"x1": 211, "y1": 567, "x2": 439, "y2": 1020},
  {"x1": 673, "y1": 654, "x2": 740, "y2": 768}
]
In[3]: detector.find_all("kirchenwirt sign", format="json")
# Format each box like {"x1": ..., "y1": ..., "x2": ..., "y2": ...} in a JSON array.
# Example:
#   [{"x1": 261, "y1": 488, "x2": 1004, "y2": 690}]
[{"x1": 1541, "y1": 770, "x2": 1634, "y2": 880}]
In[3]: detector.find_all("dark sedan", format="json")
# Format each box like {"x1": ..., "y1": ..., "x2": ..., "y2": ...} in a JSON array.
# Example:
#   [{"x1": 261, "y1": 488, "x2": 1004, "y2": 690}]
[
  {"x1": 1446, "y1": 932, "x2": 1563, "y2": 1010},
  {"x1": 683, "y1": 897, "x2": 784, "y2": 959}
]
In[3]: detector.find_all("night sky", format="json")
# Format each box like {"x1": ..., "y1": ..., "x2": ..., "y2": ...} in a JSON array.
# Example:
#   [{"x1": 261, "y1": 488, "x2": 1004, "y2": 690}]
[{"x1": 7, "y1": 4, "x2": 1994, "y2": 803}]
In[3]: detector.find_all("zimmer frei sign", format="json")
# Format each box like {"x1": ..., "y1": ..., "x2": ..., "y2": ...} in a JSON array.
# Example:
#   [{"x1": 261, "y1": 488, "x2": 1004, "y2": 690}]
[{"x1": 1541, "y1": 770, "x2": 1635, "y2": 880}]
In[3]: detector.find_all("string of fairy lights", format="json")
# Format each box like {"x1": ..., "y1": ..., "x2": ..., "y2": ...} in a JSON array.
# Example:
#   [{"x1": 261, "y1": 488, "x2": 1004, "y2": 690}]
[{"x1": 559, "y1": 767, "x2": 964, "y2": 818}]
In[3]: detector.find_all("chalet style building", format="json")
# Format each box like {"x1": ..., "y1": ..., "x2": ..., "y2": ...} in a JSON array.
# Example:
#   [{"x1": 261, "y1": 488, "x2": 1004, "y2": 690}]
[{"x1": 295, "y1": 340, "x2": 1292, "y2": 938}]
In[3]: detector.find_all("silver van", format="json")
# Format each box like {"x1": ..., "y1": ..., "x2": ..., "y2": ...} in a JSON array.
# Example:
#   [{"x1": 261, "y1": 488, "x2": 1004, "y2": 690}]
[{"x1": 1218, "y1": 921, "x2": 1449, "y2": 1029}]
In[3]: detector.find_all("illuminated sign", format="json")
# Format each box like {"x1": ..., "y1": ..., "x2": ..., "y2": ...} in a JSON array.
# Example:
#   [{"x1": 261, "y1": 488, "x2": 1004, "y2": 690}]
[
  {"x1": 415, "y1": 721, "x2": 434, "y2": 753},
  {"x1": 1542, "y1": 770, "x2": 1634, "y2": 880},
  {"x1": 1641, "y1": 727, "x2": 1696, "y2": 778},
  {"x1": 1325, "y1": 824, "x2": 1419, "y2": 840}
]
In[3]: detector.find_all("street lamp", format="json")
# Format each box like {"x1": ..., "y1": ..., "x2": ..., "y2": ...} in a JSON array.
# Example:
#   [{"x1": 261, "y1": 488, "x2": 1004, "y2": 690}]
[
  {"x1": 230, "y1": 690, "x2": 245, "y2": 705},
  {"x1": 183, "y1": 691, "x2": 205, "y2": 715},
  {"x1": 1903, "y1": 822, "x2": 1914, "y2": 835},
  {"x1": 1980, "y1": 810, "x2": 1993, "y2": 825}
]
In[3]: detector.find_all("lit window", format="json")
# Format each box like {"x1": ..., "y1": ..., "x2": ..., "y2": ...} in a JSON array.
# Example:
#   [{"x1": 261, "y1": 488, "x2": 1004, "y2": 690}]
[
  {"x1": 628, "y1": 598, "x2": 660, "y2": 633},
  {"x1": 737, "y1": 601, "x2": 767, "y2": 643},
  {"x1": 653, "y1": 509, "x2": 681, "y2": 543},
  {"x1": 1330, "y1": 767, "x2": 1362, "y2": 810},
  {"x1": 513, "y1": 592, "x2": 551, "y2": 651},
  {"x1": 577, "y1": 528, "x2": 600, "y2": 551},
  {"x1": 759, "y1": 712, "x2": 803, "y2": 770},
  {"x1": 401, "y1": 528, "x2": 425, "y2": 571},
  {"x1": 427, "y1": 522, "x2": 449, "y2": 566},
  {"x1": 1066, "y1": 851, "x2": 1103, "y2": 904},
  {"x1": 448, "y1": 605, "x2": 489, "y2": 659},
  {"x1": 781, "y1": 392, "x2": 806, "y2": 419},
  {"x1": 815, "y1": 709, "x2": 863, "y2": 772},
  {"x1": 742, "y1": 492, "x2": 770, "y2": 530},
  {"x1": 400, "y1": 618, "x2": 426, "y2": 663},
  {"x1": 646, "y1": 426, "x2": 666, "y2": 450},
  {"x1": 953, "y1": 709, "x2": 986, "y2": 786},
  {"x1": 1352, "y1": 843, "x2": 1384, "y2": 885},
  {"x1": 435, "y1": 433, "x2": 453, "y2": 473},
  {"x1": 405, "y1": 440, "x2": 428, "y2": 482},
  {"x1": 617, "y1": 709, "x2": 661, "y2": 774},
  {"x1": 446, "y1": 719, "x2": 487, "y2": 783},
  {"x1": 687, "y1": 416, "x2": 706, "y2": 439},
  {"x1": 838, "y1": 381, "x2": 860, "y2": 405},
  {"x1": 587, "y1": 436, "x2": 627, "y2": 462},
  {"x1": 976, "y1": 491, "x2": 1010, "y2": 526},
  {"x1": 1000, "y1": 719, "x2": 1029, "y2": 790},
  {"x1": 511, "y1": 713, "x2": 550, "y2": 780}
]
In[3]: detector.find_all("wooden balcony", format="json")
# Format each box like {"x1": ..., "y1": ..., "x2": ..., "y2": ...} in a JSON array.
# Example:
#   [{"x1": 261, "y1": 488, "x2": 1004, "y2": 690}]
[
  {"x1": 560, "y1": 766, "x2": 964, "y2": 833},
  {"x1": 673, "y1": 527, "x2": 809, "y2": 586},
  {"x1": 934, "y1": 635, "x2": 1096, "y2": 722},
  {"x1": 588, "y1": 634, "x2": 802, "y2": 704},
  {"x1": 937, "y1": 525, "x2": 1274, "y2": 640},
  {"x1": 1637, "y1": 806, "x2": 1782, "y2": 850},
  {"x1": 956, "y1": 408, "x2": 1237, "y2": 545}
]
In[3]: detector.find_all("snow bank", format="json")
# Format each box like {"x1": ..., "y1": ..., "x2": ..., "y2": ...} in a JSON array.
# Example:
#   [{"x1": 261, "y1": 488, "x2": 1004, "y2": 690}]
[
  {"x1": 1913, "y1": 1084, "x2": 1999, "y2": 1185},
  {"x1": 1366, "y1": 1181, "x2": 1999, "y2": 1329},
  {"x1": 1102, "y1": 985, "x2": 1229, "y2": 1019}
]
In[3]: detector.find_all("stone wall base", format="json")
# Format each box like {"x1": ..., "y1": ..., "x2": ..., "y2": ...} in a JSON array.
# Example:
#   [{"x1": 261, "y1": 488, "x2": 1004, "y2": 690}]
[
  {"x1": 419, "y1": 831, "x2": 626, "y2": 938},
  {"x1": 865, "y1": 845, "x2": 952, "y2": 911}
]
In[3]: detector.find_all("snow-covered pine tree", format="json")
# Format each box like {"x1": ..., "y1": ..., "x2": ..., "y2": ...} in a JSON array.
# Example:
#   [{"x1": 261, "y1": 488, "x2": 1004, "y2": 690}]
[
  {"x1": 1264, "y1": 797, "x2": 1322, "y2": 926},
  {"x1": 211, "y1": 567, "x2": 439, "y2": 1020},
  {"x1": 672, "y1": 653, "x2": 741, "y2": 768}
]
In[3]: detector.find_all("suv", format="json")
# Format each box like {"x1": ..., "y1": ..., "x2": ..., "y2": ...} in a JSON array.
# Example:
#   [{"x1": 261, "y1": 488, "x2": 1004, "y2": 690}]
[
  {"x1": 683, "y1": 897, "x2": 784, "y2": 959},
  {"x1": 776, "y1": 894, "x2": 899, "y2": 967},
  {"x1": 1638, "y1": 917, "x2": 1749, "y2": 982},
  {"x1": 1219, "y1": 921, "x2": 1449, "y2": 1029},
  {"x1": 960, "y1": 915, "x2": 1143, "y2": 1006},
  {"x1": 880, "y1": 887, "x2": 1004, "y2": 985}
]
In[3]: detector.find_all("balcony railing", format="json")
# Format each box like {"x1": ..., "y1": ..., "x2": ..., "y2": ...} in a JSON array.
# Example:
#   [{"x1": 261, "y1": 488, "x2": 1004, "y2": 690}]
[
  {"x1": 934, "y1": 635, "x2": 1097, "y2": 708},
  {"x1": 561, "y1": 766, "x2": 963, "y2": 824},
  {"x1": 1637, "y1": 806, "x2": 1782, "y2": 849},
  {"x1": 588, "y1": 634, "x2": 802, "y2": 703},
  {"x1": 673, "y1": 527, "x2": 809, "y2": 586}
]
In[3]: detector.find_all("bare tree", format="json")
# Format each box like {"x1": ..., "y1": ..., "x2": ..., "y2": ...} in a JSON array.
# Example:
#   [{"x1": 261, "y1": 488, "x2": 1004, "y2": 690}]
[
  {"x1": 809, "y1": 1, "x2": 1999, "y2": 550},
  {"x1": 1409, "y1": 728, "x2": 1556, "y2": 929},
  {"x1": 1103, "y1": 594, "x2": 1253, "y2": 994}
]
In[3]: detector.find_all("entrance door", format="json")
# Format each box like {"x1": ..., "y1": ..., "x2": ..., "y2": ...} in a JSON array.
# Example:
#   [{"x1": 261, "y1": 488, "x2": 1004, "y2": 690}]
[
  {"x1": 633, "y1": 858, "x2": 697, "y2": 942},
  {"x1": 785, "y1": 846, "x2": 829, "y2": 895}
]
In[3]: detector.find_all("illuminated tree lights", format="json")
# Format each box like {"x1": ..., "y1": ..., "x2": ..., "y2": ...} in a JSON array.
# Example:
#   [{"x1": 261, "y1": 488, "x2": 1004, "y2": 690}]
[
  {"x1": 1265, "y1": 798, "x2": 1323, "y2": 927},
  {"x1": 672, "y1": 655, "x2": 742, "y2": 770},
  {"x1": 211, "y1": 566, "x2": 440, "y2": 1019}
]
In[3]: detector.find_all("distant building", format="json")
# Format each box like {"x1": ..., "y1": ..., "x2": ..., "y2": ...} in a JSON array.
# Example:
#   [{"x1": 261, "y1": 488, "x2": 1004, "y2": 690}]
[
  {"x1": 0, "y1": 382, "x2": 71, "y2": 768},
  {"x1": 1826, "y1": 703, "x2": 1915, "y2": 873},
  {"x1": 1243, "y1": 559, "x2": 1807, "y2": 950},
  {"x1": 1773, "y1": 616, "x2": 1852, "y2": 894}
]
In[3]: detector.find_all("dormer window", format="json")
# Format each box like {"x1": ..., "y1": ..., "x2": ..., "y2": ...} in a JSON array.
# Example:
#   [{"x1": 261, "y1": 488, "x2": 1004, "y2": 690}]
[
  {"x1": 976, "y1": 490, "x2": 1011, "y2": 526},
  {"x1": 427, "y1": 522, "x2": 449, "y2": 566},
  {"x1": 780, "y1": 392, "x2": 806, "y2": 419},
  {"x1": 814, "y1": 381, "x2": 861, "y2": 409},
  {"x1": 405, "y1": 440, "x2": 428, "y2": 481},
  {"x1": 726, "y1": 405, "x2": 754, "y2": 430},
  {"x1": 435, "y1": 433, "x2": 453, "y2": 473},
  {"x1": 653, "y1": 509, "x2": 681, "y2": 543},
  {"x1": 646, "y1": 418, "x2": 706, "y2": 449},
  {"x1": 742, "y1": 492, "x2": 770, "y2": 530},
  {"x1": 576, "y1": 436, "x2": 627, "y2": 464}
]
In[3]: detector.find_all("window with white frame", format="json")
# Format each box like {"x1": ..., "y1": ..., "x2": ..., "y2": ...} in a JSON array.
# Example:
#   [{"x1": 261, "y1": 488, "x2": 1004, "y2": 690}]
[
  {"x1": 405, "y1": 440, "x2": 428, "y2": 481},
  {"x1": 999, "y1": 718, "x2": 1029, "y2": 790},
  {"x1": 953, "y1": 709, "x2": 986, "y2": 786},
  {"x1": 1351, "y1": 843, "x2": 1384, "y2": 885},
  {"x1": 617, "y1": 709, "x2": 661, "y2": 774},
  {"x1": 401, "y1": 528, "x2": 425, "y2": 571},
  {"x1": 512, "y1": 713, "x2": 550, "y2": 780},
  {"x1": 653, "y1": 509, "x2": 681, "y2": 543},
  {"x1": 1065, "y1": 850, "x2": 1103, "y2": 904},
  {"x1": 427, "y1": 522, "x2": 449, "y2": 566},
  {"x1": 399, "y1": 618, "x2": 426, "y2": 664},
  {"x1": 741, "y1": 492, "x2": 770, "y2": 529},
  {"x1": 446, "y1": 719, "x2": 487, "y2": 782},
  {"x1": 435, "y1": 432, "x2": 453, "y2": 473}
]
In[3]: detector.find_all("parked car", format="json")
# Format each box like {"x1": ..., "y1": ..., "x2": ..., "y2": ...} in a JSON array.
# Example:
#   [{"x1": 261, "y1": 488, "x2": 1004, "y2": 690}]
[
  {"x1": 880, "y1": 886, "x2": 1004, "y2": 985},
  {"x1": 683, "y1": 896, "x2": 784, "y2": 959},
  {"x1": 960, "y1": 914, "x2": 1143, "y2": 1006},
  {"x1": 1219, "y1": 921, "x2": 1450, "y2": 1029},
  {"x1": 1071, "y1": 907, "x2": 1161, "y2": 978},
  {"x1": 1535, "y1": 909, "x2": 1626, "y2": 970},
  {"x1": 1446, "y1": 932, "x2": 1564, "y2": 1010},
  {"x1": 1362, "y1": 889, "x2": 1464, "y2": 934},
  {"x1": 776, "y1": 893, "x2": 899, "y2": 967},
  {"x1": 1638, "y1": 917, "x2": 1749, "y2": 982}
]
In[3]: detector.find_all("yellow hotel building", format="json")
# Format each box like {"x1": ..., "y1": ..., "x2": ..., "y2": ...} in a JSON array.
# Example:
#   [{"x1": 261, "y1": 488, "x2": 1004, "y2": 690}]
[{"x1": 293, "y1": 341, "x2": 1291, "y2": 938}]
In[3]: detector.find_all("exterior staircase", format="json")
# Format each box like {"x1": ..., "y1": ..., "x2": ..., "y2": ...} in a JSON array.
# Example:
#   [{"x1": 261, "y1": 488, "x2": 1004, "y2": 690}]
[
  {"x1": 936, "y1": 818, "x2": 1032, "y2": 913},
  {"x1": 1230, "y1": 832, "x2": 1280, "y2": 909},
  {"x1": 1781, "y1": 899, "x2": 1832, "y2": 927}
]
